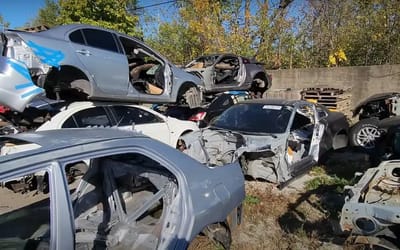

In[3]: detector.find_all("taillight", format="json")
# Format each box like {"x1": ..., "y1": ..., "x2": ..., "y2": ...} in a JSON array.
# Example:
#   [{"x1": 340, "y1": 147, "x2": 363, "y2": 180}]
[
  {"x1": 0, "y1": 105, "x2": 10, "y2": 113},
  {"x1": 189, "y1": 111, "x2": 207, "y2": 121}
]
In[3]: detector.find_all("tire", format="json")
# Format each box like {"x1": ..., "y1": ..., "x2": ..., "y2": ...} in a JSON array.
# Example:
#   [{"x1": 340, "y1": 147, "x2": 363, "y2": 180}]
[{"x1": 349, "y1": 118, "x2": 381, "y2": 149}]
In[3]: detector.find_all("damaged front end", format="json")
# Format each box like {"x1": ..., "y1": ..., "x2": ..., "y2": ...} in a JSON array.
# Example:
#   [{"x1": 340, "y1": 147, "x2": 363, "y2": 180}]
[
  {"x1": 340, "y1": 160, "x2": 400, "y2": 249},
  {"x1": 180, "y1": 129, "x2": 285, "y2": 184},
  {"x1": 0, "y1": 56, "x2": 45, "y2": 112}
]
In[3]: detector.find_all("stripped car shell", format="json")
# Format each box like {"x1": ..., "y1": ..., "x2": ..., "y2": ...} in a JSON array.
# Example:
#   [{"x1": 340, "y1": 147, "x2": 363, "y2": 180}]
[
  {"x1": 1, "y1": 24, "x2": 203, "y2": 107},
  {"x1": 340, "y1": 160, "x2": 400, "y2": 249},
  {"x1": 184, "y1": 54, "x2": 271, "y2": 98},
  {"x1": 180, "y1": 99, "x2": 349, "y2": 187},
  {"x1": 0, "y1": 128, "x2": 244, "y2": 249}
]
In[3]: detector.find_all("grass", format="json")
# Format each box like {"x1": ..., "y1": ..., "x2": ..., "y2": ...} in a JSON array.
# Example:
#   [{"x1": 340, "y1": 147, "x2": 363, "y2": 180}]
[
  {"x1": 305, "y1": 166, "x2": 355, "y2": 192},
  {"x1": 244, "y1": 194, "x2": 260, "y2": 205}
]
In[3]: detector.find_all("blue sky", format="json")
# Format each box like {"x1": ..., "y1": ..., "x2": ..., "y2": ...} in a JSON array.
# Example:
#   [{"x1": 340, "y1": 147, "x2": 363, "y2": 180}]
[
  {"x1": 0, "y1": 0, "x2": 172, "y2": 29},
  {"x1": 1, "y1": 0, "x2": 46, "y2": 28}
]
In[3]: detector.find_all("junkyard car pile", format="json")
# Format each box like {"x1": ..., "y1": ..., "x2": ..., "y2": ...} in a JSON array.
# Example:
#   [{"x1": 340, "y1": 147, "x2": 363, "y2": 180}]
[{"x1": 2, "y1": 23, "x2": 400, "y2": 249}]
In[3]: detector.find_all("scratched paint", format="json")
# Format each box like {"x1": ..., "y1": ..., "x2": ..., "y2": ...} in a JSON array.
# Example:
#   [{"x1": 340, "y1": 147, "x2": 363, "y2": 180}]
[{"x1": 26, "y1": 40, "x2": 65, "y2": 68}]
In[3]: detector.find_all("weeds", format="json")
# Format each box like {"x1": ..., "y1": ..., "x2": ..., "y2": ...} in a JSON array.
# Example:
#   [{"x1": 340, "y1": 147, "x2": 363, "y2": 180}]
[{"x1": 244, "y1": 194, "x2": 260, "y2": 205}]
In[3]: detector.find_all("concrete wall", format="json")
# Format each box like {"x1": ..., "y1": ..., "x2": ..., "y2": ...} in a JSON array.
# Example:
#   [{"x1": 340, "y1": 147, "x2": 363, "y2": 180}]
[{"x1": 266, "y1": 64, "x2": 400, "y2": 108}]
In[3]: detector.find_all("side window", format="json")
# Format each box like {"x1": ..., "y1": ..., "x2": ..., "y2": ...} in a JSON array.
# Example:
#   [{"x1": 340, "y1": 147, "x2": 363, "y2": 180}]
[
  {"x1": 71, "y1": 107, "x2": 112, "y2": 127},
  {"x1": 112, "y1": 106, "x2": 163, "y2": 126},
  {"x1": 291, "y1": 105, "x2": 314, "y2": 131},
  {"x1": 0, "y1": 169, "x2": 51, "y2": 248},
  {"x1": 82, "y1": 29, "x2": 118, "y2": 53},
  {"x1": 66, "y1": 152, "x2": 178, "y2": 249},
  {"x1": 62, "y1": 116, "x2": 78, "y2": 128},
  {"x1": 69, "y1": 30, "x2": 85, "y2": 45}
]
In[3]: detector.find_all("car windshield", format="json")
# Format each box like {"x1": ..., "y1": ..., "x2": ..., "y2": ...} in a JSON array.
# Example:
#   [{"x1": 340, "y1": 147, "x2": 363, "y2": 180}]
[{"x1": 210, "y1": 103, "x2": 293, "y2": 134}]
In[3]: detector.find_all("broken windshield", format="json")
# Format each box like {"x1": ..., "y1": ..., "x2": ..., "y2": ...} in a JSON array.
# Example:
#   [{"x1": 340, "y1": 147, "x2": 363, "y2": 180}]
[{"x1": 210, "y1": 103, "x2": 292, "y2": 134}]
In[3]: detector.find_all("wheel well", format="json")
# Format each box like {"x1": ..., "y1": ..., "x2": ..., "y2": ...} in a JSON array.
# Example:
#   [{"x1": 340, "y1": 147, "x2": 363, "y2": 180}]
[
  {"x1": 253, "y1": 72, "x2": 270, "y2": 87},
  {"x1": 44, "y1": 66, "x2": 90, "y2": 99},
  {"x1": 332, "y1": 129, "x2": 348, "y2": 150},
  {"x1": 178, "y1": 82, "x2": 197, "y2": 96},
  {"x1": 177, "y1": 82, "x2": 202, "y2": 108},
  {"x1": 44, "y1": 66, "x2": 89, "y2": 88},
  {"x1": 176, "y1": 130, "x2": 193, "y2": 150}
]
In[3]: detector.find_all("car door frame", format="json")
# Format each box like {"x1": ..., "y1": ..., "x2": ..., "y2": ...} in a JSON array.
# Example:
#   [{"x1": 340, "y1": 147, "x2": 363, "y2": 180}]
[
  {"x1": 284, "y1": 102, "x2": 323, "y2": 179},
  {"x1": 0, "y1": 161, "x2": 75, "y2": 249},
  {"x1": 117, "y1": 35, "x2": 174, "y2": 103},
  {"x1": 201, "y1": 55, "x2": 243, "y2": 92}
]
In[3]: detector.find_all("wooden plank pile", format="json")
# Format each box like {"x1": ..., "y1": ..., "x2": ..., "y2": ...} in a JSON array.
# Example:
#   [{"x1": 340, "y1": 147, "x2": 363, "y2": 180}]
[{"x1": 301, "y1": 87, "x2": 352, "y2": 117}]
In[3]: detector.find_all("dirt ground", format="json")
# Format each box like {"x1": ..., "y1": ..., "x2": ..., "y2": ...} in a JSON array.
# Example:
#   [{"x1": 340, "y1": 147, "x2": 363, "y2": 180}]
[{"x1": 190, "y1": 147, "x2": 374, "y2": 250}]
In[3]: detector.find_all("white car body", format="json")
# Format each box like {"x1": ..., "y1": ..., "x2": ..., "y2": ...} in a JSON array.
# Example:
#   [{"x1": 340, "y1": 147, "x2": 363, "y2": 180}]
[
  {"x1": 37, "y1": 102, "x2": 199, "y2": 147},
  {"x1": 1, "y1": 102, "x2": 199, "y2": 157}
]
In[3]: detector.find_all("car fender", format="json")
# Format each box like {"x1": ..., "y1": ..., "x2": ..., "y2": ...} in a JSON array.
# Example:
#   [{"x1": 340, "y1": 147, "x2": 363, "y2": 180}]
[{"x1": 0, "y1": 56, "x2": 45, "y2": 112}]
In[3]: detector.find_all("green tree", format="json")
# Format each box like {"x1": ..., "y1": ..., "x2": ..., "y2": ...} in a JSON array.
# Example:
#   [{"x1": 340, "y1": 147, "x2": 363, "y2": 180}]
[
  {"x1": 31, "y1": 0, "x2": 60, "y2": 27},
  {"x1": 58, "y1": 0, "x2": 141, "y2": 37}
]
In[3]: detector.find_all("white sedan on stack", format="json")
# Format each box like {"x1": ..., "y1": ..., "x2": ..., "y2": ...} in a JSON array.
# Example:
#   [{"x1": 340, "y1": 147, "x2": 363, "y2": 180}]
[{"x1": 3, "y1": 102, "x2": 199, "y2": 154}]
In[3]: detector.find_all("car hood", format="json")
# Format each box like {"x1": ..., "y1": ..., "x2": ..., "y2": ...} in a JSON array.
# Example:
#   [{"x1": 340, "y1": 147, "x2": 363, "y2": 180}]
[
  {"x1": 0, "y1": 56, "x2": 45, "y2": 112},
  {"x1": 180, "y1": 128, "x2": 283, "y2": 166}
]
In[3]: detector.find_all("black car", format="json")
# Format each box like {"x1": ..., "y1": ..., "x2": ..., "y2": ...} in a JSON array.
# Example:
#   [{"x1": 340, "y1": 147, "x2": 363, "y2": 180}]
[{"x1": 350, "y1": 92, "x2": 400, "y2": 149}]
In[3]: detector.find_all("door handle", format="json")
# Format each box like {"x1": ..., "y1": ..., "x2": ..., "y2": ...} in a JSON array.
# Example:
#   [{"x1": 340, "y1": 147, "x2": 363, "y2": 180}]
[{"x1": 75, "y1": 49, "x2": 91, "y2": 56}]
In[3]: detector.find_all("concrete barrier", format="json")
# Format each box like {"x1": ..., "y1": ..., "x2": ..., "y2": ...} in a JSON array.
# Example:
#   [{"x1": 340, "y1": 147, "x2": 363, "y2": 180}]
[{"x1": 266, "y1": 64, "x2": 400, "y2": 109}]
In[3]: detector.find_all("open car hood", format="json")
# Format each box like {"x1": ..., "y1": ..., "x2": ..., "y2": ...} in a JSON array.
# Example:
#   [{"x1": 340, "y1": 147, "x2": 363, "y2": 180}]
[{"x1": 0, "y1": 56, "x2": 45, "y2": 112}]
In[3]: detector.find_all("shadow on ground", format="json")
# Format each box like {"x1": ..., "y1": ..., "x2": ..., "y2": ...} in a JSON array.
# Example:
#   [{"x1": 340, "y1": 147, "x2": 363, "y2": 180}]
[{"x1": 278, "y1": 146, "x2": 374, "y2": 246}]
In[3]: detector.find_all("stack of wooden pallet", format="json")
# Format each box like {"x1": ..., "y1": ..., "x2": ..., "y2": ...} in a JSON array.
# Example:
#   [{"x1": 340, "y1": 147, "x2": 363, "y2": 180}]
[{"x1": 301, "y1": 87, "x2": 352, "y2": 117}]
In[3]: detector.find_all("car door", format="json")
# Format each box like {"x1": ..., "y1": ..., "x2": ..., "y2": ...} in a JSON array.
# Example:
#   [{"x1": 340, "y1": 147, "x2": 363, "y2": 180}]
[
  {"x1": 109, "y1": 105, "x2": 171, "y2": 146},
  {"x1": 0, "y1": 162, "x2": 74, "y2": 249},
  {"x1": 69, "y1": 28, "x2": 129, "y2": 95},
  {"x1": 286, "y1": 103, "x2": 321, "y2": 177},
  {"x1": 118, "y1": 36, "x2": 173, "y2": 103},
  {"x1": 202, "y1": 55, "x2": 243, "y2": 92}
]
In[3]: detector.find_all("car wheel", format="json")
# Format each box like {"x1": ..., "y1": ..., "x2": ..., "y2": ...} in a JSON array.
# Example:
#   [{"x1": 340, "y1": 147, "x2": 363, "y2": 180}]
[{"x1": 349, "y1": 118, "x2": 381, "y2": 149}]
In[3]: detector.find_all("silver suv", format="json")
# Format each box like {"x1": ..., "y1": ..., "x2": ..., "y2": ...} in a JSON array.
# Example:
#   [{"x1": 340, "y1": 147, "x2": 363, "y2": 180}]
[{"x1": 1, "y1": 24, "x2": 203, "y2": 108}]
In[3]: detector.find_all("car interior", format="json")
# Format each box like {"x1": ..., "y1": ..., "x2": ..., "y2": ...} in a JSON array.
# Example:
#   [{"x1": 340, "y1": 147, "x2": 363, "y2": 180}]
[
  {"x1": 72, "y1": 153, "x2": 179, "y2": 249},
  {"x1": 286, "y1": 107, "x2": 315, "y2": 164},
  {"x1": 214, "y1": 57, "x2": 240, "y2": 85},
  {"x1": 120, "y1": 37, "x2": 165, "y2": 95}
]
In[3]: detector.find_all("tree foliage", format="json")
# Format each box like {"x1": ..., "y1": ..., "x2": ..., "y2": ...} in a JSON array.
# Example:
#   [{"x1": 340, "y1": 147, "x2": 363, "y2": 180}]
[
  {"x1": 21, "y1": 0, "x2": 400, "y2": 68},
  {"x1": 31, "y1": 0, "x2": 60, "y2": 28},
  {"x1": 58, "y1": 0, "x2": 141, "y2": 37},
  {"x1": 147, "y1": 0, "x2": 400, "y2": 68}
]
